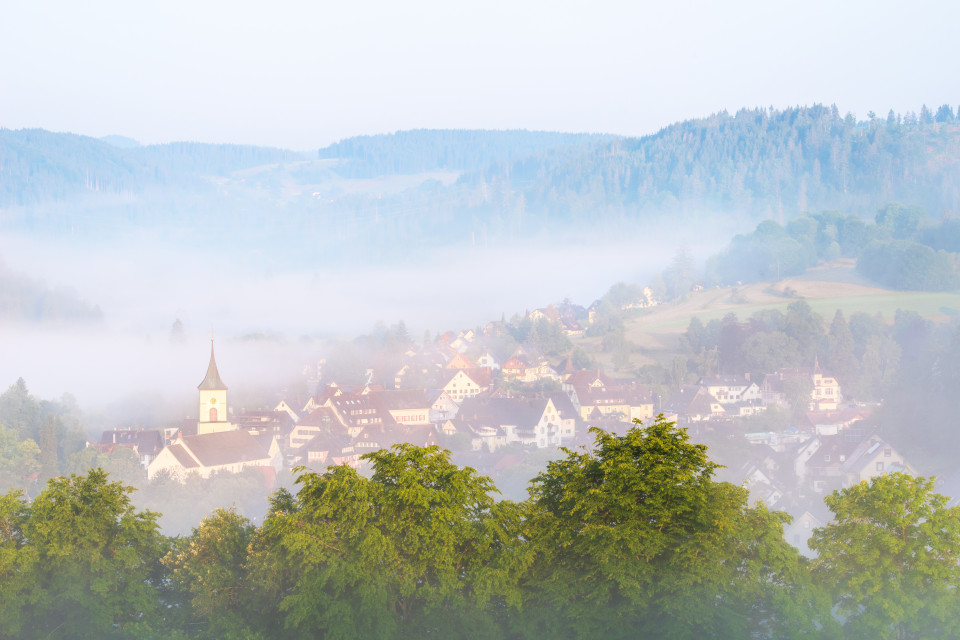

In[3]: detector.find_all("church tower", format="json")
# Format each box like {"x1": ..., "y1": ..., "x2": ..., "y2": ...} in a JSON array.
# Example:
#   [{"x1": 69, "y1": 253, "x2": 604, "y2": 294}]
[{"x1": 197, "y1": 340, "x2": 232, "y2": 435}]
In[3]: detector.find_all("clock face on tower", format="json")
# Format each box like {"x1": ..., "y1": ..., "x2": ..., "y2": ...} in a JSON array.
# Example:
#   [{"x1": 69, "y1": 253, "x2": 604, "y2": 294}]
[{"x1": 210, "y1": 397, "x2": 217, "y2": 404}]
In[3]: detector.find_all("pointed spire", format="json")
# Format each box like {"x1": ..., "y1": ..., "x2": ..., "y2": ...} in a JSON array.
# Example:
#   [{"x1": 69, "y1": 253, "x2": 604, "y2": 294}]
[{"x1": 198, "y1": 340, "x2": 228, "y2": 390}]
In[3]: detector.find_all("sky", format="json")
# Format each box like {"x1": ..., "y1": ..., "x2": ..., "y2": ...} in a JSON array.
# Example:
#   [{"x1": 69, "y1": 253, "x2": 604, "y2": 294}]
[{"x1": 2, "y1": 0, "x2": 958, "y2": 150}]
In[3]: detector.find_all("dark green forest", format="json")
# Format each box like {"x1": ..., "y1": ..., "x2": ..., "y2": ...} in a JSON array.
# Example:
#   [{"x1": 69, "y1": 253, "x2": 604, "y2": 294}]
[{"x1": 4, "y1": 419, "x2": 959, "y2": 640}]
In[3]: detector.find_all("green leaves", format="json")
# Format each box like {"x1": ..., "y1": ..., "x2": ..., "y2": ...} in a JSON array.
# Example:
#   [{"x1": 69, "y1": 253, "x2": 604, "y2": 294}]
[
  {"x1": 7, "y1": 430, "x2": 959, "y2": 639},
  {"x1": 0, "y1": 468, "x2": 169, "y2": 639},
  {"x1": 811, "y1": 473, "x2": 960, "y2": 639},
  {"x1": 523, "y1": 417, "x2": 825, "y2": 639},
  {"x1": 254, "y1": 445, "x2": 524, "y2": 638}
]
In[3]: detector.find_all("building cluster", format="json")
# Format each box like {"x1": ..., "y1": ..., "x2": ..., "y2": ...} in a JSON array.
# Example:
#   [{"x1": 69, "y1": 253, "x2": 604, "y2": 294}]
[
  {"x1": 90, "y1": 322, "x2": 920, "y2": 559},
  {"x1": 93, "y1": 315, "x2": 915, "y2": 560},
  {"x1": 662, "y1": 359, "x2": 842, "y2": 423},
  {"x1": 737, "y1": 422, "x2": 911, "y2": 556},
  {"x1": 124, "y1": 336, "x2": 658, "y2": 483}
]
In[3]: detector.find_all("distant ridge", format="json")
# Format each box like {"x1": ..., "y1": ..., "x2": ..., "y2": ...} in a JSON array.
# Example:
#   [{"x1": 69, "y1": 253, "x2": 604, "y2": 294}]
[
  {"x1": 317, "y1": 129, "x2": 615, "y2": 177},
  {"x1": 3, "y1": 105, "x2": 959, "y2": 264},
  {"x1": 0, "y1": 128, "x2": 306, "y2": 207},
  {"x1": 99, "y1": 135, "x2": 141, "y2": 149},
  {"x1": 482, "y1": 104, "x2": 960, "y2": 220}
]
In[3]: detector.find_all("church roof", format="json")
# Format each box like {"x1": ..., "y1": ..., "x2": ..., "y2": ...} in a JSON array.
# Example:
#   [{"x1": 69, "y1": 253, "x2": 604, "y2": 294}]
[{"x1": 198, "y1": 341, "x2": 228, "y2": 390}]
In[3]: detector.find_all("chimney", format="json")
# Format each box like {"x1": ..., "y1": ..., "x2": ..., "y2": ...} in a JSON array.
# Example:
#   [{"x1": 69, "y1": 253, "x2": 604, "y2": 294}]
[{"x1": 744, "y1": 373, "x2": 750, "y2": 381}]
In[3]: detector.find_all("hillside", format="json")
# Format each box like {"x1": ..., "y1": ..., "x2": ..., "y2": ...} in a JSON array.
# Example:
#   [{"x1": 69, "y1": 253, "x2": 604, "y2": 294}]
[
  {"x1": 591, "y1": 262, "x2": 960, "y2": 366},
  {"x1": 480, "y1": 105, "x2": 960, "y2": 223},
  {"x1": 3, "y1": 105, "x2": 959, "y2": 267}
]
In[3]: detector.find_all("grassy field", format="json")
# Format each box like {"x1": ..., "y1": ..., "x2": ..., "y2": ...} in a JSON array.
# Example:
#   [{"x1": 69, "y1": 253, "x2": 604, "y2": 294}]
[{"x1": 579, "y1": 263, "x2": 960, "y2": 370}]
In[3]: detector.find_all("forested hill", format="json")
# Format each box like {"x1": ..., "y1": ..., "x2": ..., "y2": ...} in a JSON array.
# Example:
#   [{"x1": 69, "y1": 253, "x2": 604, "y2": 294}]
[
  {"x1": 0, "y1": 128, "x2": 304, "y2": 207},
  {"x1": 317, "y1": 129, "x2": 614, "y2": 177},
  {"x1": 3, "y1": 106, "x2": 960, "y2": 262},
  {"x1": 474, "y1": 104, "x2": 960, "y2": 220}
]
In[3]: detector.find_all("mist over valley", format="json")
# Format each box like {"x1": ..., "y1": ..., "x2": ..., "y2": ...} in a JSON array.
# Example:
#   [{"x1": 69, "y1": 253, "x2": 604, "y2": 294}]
[{"x1": 5, "y1": 110, "x2": 960, "y2": 639}]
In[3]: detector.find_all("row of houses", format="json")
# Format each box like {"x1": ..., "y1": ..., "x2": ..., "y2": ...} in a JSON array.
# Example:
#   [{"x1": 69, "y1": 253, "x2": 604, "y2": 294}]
[
  {"x1": 737, "y1": 425, "x2": 911, "y2": 556},
  {"x1": 117, "y1": 340, "x2": 663, "y2": 483},
  {"x1": 664, "y1": 361, "x2": 843, "y2": 423}
]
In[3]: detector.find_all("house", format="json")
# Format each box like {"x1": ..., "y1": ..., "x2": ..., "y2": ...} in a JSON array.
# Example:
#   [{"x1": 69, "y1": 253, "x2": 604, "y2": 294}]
[
  {"x1": 804, "y1": 430, "x2": 911, "y2": 494},
  {"x1": 791, "y1": 435, "x2": 821, "y2": 481},
  {"x1": 287, "y1": 407, "x2": 346, "y2": 450},
  {"x1": 761, "y1": 360, "x2": 842, "y2": 412},
  {"x1": 437, "y1": 368, "x2": 491, "y2": 402},
  {"x1": 427, "y1": 389, "x2": 460, "y2": 422},
  {"x1": 233, "y1": 409, "x2": 295, "y2": 441},
  {"x1": 325, "y1": 393, "x2": 386, "y2": 437},
  {"x1": 394, "y1": 364, "x2": 412, "y2": 389},
  {"x1": 501, "y1": 355, "x2": 532, "y2": 381},
  {"x1": 299, "y1": 431, "x2": 358, "y2": 468},
  {"x1": 95, "y1": 429, "x2": 164, "y2": 468},
  {"x1": 663, "y1": 386, "x2": 725, "y2": 422},
  {"x1": 723, "y1": 400, "x2": 766, "y2": 417},
  {"x1": 373, "y1": 389, "x2": 432, "y2": 426},
  {"x1": 476, "y1": 351, "x2": 501, "y2": 371},
  {"x1": 801, "y1": 408, "x2": 872, "y2": 435},
  {"x1": 455, "y1": 396, "x2": 567, "y2": 449},
  {"x1": 782, "y1": 510, "x2": 825, "y2": 558},
  {"x1": 445, "y1": 353, "x2": 476, "y2": 370},
  {"x1": 736, "y1": 461, "x2": 784, "y2": 508},
  {"x1": 698, "y1": 374, "x2": 761, "y2": 404},
  {"x1": 273, "y1": 399, "x2": 302, "y2": 423},
  {"x1": 148, "y1": 430, "x2": 280, "y2": 483},
  {"x1": 529, "y1": 305, "x2": 562, "y2": 325},
  {"x1": 562, "y1": 370, "x2": 654, "y2": 423},
  {"x1": 579, "y1": 385, "x2": 653, "y2": 422}
]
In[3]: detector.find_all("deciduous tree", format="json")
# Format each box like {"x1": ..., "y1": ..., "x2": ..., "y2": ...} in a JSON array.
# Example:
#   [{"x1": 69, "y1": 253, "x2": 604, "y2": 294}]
[
  {"x1": 810, "y1": 473, "x2": 960, "y2": 639},
  {"x1": 522, "y1": 417, "x2": 827, "y2": 639}
]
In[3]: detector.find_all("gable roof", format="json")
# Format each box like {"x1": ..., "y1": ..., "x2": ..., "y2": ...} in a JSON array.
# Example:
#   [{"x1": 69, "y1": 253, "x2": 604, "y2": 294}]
[
  {"x1": 179, "y1": 430, "x2": 270, "y2": 467},
  {"x1": 437, "y1": 367, "x2": 491, "y2": 389},
  {"x1": 664, "y1": 386, "x2": 716, "y2": 417},
  {"x1": 445, "y1": 353, "x2": 477, "y2": 369},
  {"x1": 167, "y1": 443, "x2": 200, "y2": 468},
  {"x1": 456, "y1": 396, "x2": 551, "y2": 427}
]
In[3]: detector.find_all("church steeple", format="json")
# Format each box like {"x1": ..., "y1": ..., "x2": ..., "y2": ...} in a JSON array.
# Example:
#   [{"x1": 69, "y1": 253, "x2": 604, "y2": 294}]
[
  {"x1": 197, "y1": 340, "x2": 232, "y2": 434},
  {"x1": 198, "y1": 340, "x2": 227, "y2": 391}
]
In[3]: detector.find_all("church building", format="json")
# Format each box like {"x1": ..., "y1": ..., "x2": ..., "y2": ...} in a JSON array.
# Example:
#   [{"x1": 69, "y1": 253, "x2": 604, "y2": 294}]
[{"x1": 147, "y1": 341, "x2": 280, "y2": 482}]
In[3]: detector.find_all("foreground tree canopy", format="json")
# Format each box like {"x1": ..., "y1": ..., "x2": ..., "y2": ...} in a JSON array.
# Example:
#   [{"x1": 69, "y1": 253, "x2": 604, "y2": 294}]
[{"x1": 2, "y1": 417, "x2": 960, "y2": 638}]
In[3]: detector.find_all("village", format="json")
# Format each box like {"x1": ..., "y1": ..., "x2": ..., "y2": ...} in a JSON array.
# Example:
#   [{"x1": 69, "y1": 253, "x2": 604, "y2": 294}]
[{"x1": 93, "y1": 298, "x2": 911, "y2": 556}]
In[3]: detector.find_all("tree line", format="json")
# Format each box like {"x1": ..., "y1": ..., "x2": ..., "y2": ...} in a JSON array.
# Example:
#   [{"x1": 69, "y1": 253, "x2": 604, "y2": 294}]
[
  {"x1": 2, "y1": 417, "x2": 958, "y2": 639},
  {"x1": 704, "y1": 202, "x2": 960, "y2": 291}
]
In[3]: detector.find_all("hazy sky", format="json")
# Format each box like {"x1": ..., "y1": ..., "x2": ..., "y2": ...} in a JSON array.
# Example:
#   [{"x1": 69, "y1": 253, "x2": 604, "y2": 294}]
[{"x1": 2, "y1": 0, "x2": 957, "y2": 150}]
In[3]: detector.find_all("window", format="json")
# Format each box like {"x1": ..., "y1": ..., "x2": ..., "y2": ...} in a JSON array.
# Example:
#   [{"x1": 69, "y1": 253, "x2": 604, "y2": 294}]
[
  {"x1": 876, "y1": 462, "x2": 884, "y2": 472},
  {"x1": 209, "y1": 408, "x2": 218, "y2": 422},
  {"x1": 884, "y1": 448, "x2": 892, "y2": 457},
  {"x1": 824, "y1": 454, "x2": 831, "y2": 462}
]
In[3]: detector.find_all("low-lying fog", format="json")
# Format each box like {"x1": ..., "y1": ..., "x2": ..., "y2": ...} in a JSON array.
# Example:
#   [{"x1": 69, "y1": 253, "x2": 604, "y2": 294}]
[{"x1": 0, "y1": 221, "x2": 728, "y2": 421}]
